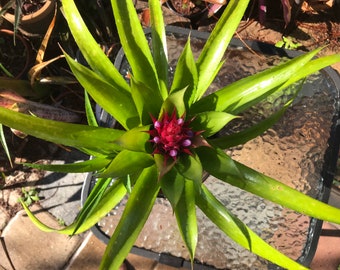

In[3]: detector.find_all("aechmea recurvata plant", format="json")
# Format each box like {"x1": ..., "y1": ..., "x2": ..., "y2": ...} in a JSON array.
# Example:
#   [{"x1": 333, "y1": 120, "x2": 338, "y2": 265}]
[{"x1": 0, "y1": 0, "x2": 339, "y2": 269}]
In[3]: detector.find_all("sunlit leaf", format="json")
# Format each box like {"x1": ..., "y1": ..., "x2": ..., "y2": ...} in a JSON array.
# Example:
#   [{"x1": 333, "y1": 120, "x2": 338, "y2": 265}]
[
  {"x1": 149, "y1": 0, "x2": 168, "y2": 99},
  {"x1": 154, "y1": 153, "x2": 176, "y2": 180},
  {"x1": 20, "y1": 178, "x2": 127, "y2": 234},
  {"x1": 190, "y1": 111, "x2": 238, "y2": 137},
  {"x1": 0, "y1": 107, "x2": 124, "y2": 156},
  {"x1": 175, "y1": 179, "x2": 197, "y2": 262},
  {"x1": 23, "y1": 158, "x2": 111, "y2": 174},
  {"x1": 84, "y1": 90, "x2": 98, "y2": 127},
  {"x1": 63, "y1": 52, "x2": 139, "y2": 130},
  {"x1": 197, "y1": 147, "x2": 340, "y2": 224},
  {"x1": 72, "y1": 177, "x2": 113, "y2": 235},
  {"x1": 196, "y1": 185, "x2": 308, "y2": 270},
  {"x1": 62, "y1": 0, "x2": 130, "y2": 91},
  {"x1": 176, "y1": 154, "x2": 203, "y2": 188},
  {"x1": 209, "y1": 97, "x2": 294, "y2": 148},
  {"x1": 113, "y1": 125, "x2": 152, "y2": 152},
  {"x1": 99, "y1": 150, "x2": 154, "y2": 178},
  {"x1": 195, "y1": 0, "x2": 250, "y2": 98},
  {"x1": 170, "y1": 37, "x2": 198, "y2": 106},
  {"x1": 110, "y1": 0, "x2": 160, "y2": 94},
  {"x1": 100, "y1": 165, "x2": 160, "y2": 269},
  {"x1": 192, "y1": 48, "x2": 322, "y2": 114},
  {"x1": 160, "y1": 168, "x2": 185, "y2": 208},
  {"x1": 130, "y1": 77, "x2": 163, "y2": 125},
  {"x1": 161, "y1": 88, "x2": 187, "y2": 117}
]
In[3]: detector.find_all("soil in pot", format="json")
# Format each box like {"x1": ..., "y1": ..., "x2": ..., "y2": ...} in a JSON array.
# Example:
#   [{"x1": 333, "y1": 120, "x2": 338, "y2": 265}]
[
  {"x1": 166, "y1": 0, "x2": 209, "y2": 17},
  {"x1": 0, "y1": 29, "x2": 31, "y2": 78},
  {"x1": 21, "y1": 0, "x2": 46, "y2": 15}
]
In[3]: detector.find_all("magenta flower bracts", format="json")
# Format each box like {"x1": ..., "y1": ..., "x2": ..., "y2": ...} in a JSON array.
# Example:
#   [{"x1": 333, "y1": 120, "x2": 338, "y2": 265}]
[{"x1": 148, "y1": 110, "x2": 203, "y2": 161}]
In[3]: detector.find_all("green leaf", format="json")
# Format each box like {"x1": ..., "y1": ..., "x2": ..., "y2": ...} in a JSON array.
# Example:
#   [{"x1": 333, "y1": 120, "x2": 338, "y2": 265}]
[
  {"x1": 84, "y1": 90, "x2": 98, "y2": 127},
  {"x1": 13, "y1": 0, "x2": 22, "y2": 37},
  {"x1": 161, "y1": 88, "x2": 187, "y2": 117},
  {"x1": 64, "y1": 52, "x2": 139, "y2": 130},
  {"x1": 196, "y1": 185, "x2": 308, "y2": 270},
  {"x1": 22, "y1": 157, "x2": 111, "y2": 174},
  {"x1": 99, "y1": 150, "x2": 154, "y2": 178},
  {"x1": 100, "y1": 165, "x2": 160, "y2": 270},
  {"x1": 176, "y1": 154, "x2": 203, "y2": 188},
  {"x1": 196, "y1": 146, "x2": 246, "y2": 181},
  {"x1": 160, "y1": 168, "x2": 185, "y2": 209},
  {"x1": 113, "y1": 125, "x2": 151, "y2": 152},
  {"x1": 170, "y1": 38, "x2": 198, "y2": 106},
  {"x1": 206, "y1": 54, "x2": 340, "y2": 147},
  {"x1": 175, "y1": 179, "x2": 197, "y2": 262},
  {"x1": 130, "y1": 77, "x2": 163, "y2": 125},
  {"x1": 0, "y1": 0, "x2": 15, "y2": 17},
  {"x1": 73, "y1": 177, "x2": 127, "y2": 234},
  {"x1": 209, "y1": 98, "x2": 293, "y2": 148},
  {"x1": 154, "y1": 153, "x2": 176, "y2": 180},
  {"x1": 72, "y1": 177, "x2": 113, "y2": 235},
  {"x1": 124, "y1": 174, "x2": 132, "y2": 194},
  {"x1": 192, "y1": 48, "x2": 322, "y2": 115},
  {"x1": 0, "y1": 77, "x2": 43, "y2": 98},
  {"x1": 61, "y1": 0, "x2": 130, "y2": 91},
  {"x1": 195, "y1": 0, "x2": 251, "y2": 98},
  {"x1": 190, "y1": 111, "x2": 238, "y2": 137},
  {"x1": 197, "y1": 147, "x2": 340, "y2": 225},
  {"x1": 0, "y1": 124, "x2": 12, "y2": 167},
  {"x1": 288, "y1": 54, "x2": 340, "y2": 84},
  {"x1": 0, "y1": 107, "x2": 124, "y2": 156},
  {"x1": 111, "y1": 0, "x2": 160, "y2": 94},
  {"x1": 20, "y1": 178, "x2": 127, "y2": 234},
  {"x1": 149, "y1": 0, "x2": 168, "y2": 99}
]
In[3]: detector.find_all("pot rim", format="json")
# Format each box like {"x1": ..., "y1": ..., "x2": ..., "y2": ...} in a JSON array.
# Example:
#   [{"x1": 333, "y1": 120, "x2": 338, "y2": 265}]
[{"x1": 1, "y1": 0, "x2": 55, "y2": 23}]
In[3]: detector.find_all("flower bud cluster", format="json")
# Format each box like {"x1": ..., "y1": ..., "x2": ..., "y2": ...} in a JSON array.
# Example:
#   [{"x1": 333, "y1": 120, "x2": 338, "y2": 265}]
[{"x1": 149, "y1": 110, "x2": 196, "y2": 160}]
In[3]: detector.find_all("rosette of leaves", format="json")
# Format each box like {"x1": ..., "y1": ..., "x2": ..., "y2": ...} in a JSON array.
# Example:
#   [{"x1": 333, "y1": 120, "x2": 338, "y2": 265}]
[{"x1": 0, "y1": 0, "x2": 339, "y2": 269}]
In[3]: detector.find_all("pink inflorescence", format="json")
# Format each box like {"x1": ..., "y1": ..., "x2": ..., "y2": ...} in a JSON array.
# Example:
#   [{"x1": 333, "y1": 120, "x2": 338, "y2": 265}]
[{"x1": 148, "y1": 110, "x2": 197, "y2": 160}]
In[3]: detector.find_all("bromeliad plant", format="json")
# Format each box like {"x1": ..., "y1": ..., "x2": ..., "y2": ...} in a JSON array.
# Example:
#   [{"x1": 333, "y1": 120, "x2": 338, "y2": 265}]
[{"x1": 0, "y1": 0, "x2": 340, "y2": 269}]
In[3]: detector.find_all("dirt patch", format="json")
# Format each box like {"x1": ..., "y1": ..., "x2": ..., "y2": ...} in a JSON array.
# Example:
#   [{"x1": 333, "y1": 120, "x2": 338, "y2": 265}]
[{"x1": 235, "y1": 2, "x2": 340, "y2": 72}]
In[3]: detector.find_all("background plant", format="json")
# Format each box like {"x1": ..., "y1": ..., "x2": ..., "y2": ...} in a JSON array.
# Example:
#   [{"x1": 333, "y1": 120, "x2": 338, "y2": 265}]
[
  {"x1": 275, "y1": 35, "x2": 302, "y2": 49},
  {"x1": 20, "y1": 187, "x2": 39, "y2": 206},
  {"x1": 0, "y1": 0, "x2": 22, "y2": 34},
  {"x1": 0, "y1": 0, "x2": 339, "y2": 269}
]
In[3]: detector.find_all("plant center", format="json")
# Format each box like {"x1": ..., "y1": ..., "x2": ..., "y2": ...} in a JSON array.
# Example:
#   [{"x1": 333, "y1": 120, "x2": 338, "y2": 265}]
[{"x1": 149, "y1": 111, "x2": 194, "y2": 159}]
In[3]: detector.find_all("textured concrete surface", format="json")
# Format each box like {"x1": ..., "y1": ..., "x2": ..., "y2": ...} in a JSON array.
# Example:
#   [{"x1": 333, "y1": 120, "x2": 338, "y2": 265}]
[
  {"x1": 0, "y1": 205, "x2": 83, "y2": 270},
  {"x1": 66, "y1": 232, "x2": 107, "y2": 270},
  {"x1": 66, "y1": 232, "x2": 183, "y2": 270},
  {"x1": 37, "y1": 150, "x2": 88, "y2": 226}
]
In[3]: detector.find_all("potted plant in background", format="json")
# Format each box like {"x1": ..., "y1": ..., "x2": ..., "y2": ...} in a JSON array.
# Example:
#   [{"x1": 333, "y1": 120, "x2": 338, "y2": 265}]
[
  {"x1": 0, "y1": 0, "x2": 56, "y2": 36},
  {"x1": 0, "y1": 0, "x2": 339, "y2": 269},
  {"x1": 164, "y1": 0, "x2": 226, "y2": 28},
  {"x1": 165, "y1": 0, "x2": 225, "y2": 18}
]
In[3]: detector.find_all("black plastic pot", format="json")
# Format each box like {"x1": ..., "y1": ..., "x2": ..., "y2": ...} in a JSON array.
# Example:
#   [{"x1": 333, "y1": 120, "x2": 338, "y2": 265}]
[{"x1": 82, "y1": 26, "x2": 340, "y2": 269}]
